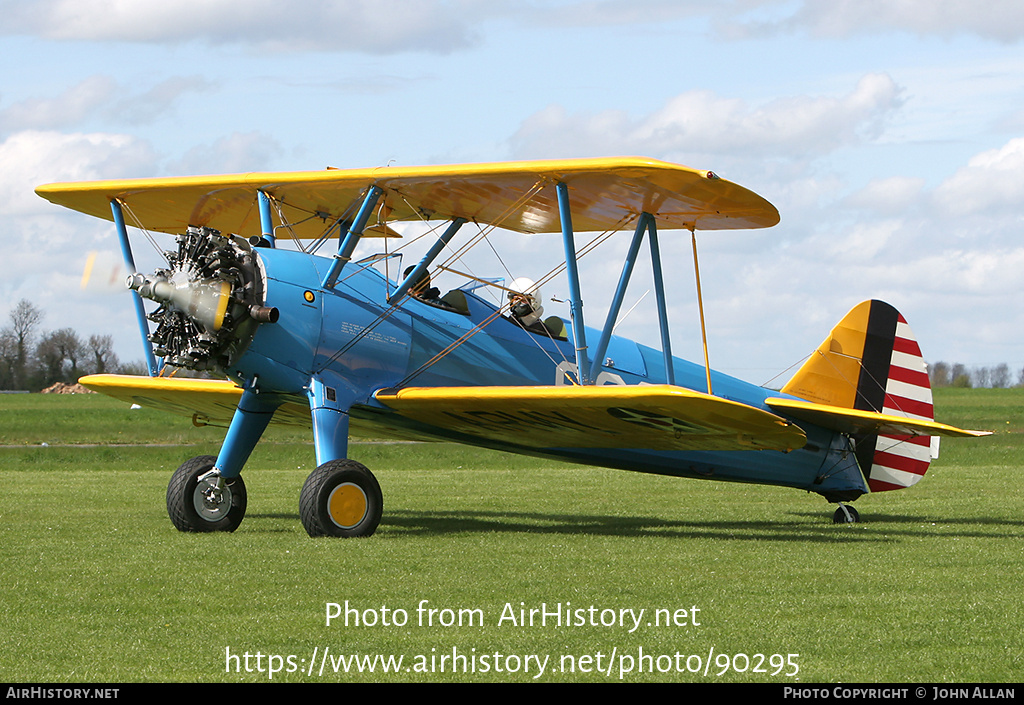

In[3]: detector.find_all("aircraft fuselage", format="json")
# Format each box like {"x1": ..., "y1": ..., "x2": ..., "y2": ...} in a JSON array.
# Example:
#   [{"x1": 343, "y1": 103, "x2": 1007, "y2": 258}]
[{"x1": 231, "y1": 247, "x2": 867, "y2": 502}]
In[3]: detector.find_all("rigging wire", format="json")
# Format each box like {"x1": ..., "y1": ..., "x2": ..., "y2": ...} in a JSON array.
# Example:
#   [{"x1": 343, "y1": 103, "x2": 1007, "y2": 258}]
[
  {"x1": 395, "y1": 216, "x2": 636, "y2": 388},
  {"x1": 319, "y1": 180, "x2": 551, "y2": 371},
  {"x1": 119, "y1": 201, "x2": 170, "y2": 265}
]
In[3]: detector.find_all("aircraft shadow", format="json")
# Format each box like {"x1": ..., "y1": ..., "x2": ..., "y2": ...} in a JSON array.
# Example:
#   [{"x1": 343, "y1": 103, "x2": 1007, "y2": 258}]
[
  {"x1": 248, "y1": 509, "x2": 872, "y2": 542},
  {"x1": 246, "y1": 509, "x2": 1022, "y2": 541}
]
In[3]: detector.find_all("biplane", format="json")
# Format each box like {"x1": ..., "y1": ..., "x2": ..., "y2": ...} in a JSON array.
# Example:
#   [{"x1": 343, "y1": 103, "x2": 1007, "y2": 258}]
[{"x1": 35, "y1": 157, "x2": 988, "y2": 536}]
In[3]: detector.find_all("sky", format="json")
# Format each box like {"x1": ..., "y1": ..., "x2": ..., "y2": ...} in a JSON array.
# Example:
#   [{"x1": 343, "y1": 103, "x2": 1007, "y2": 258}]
[{"x1": 2, "y1": 0, "x2": 1023, "y2": 385}]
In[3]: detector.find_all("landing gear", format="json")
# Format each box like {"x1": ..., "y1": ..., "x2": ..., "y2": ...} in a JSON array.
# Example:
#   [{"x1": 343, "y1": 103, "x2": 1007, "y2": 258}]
[
  {"x1": 167, "y1": 455, "x2": 248, "y2": 532},
  {"x1": 299, "y1": 459, "x2": 382, "y2": 538},
  {"x1": 832, "y1": 504, "x2": 861, "y2": 524}
]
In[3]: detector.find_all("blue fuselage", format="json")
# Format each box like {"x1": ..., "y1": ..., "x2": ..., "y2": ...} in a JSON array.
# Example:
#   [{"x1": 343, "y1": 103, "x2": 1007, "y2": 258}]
[{"x1": 234, "y1": 247, "x2": 867, "y2": 500}]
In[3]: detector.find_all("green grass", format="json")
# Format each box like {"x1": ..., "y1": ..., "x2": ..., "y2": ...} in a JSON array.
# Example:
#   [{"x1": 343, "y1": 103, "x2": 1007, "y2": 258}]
[{"x1": 0, "y1": 391, "x2": 1021, "y2": 682}]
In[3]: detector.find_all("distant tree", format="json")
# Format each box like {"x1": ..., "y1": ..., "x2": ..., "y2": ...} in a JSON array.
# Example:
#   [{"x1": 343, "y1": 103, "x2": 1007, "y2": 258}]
[
  {"x1": 87, "y1": 334, "x2": 119, "y2": 374},
  {"x1": 951, "y1": 363, "x2": 972, "y2": 388},
  {"x1": 34, "y1": 328, "x2": 85, "y2": 388},
  {"x1": 35, "y1": 335, "x2": 64, "y2": 387},
  {"x1": 117, "y1": 359, "x2": 149, "y2": 376},
  {"x1": 991, "y1": 363, "x2": 1010, "y2": 389},
  {"x1": 973, "y1": 366, "x2": 991, "y2": 389},
  {"x1": 0, "y1": 301, "x2": 131, "y2": 389},
  {"x1": 7, "y1": 299, "x2": 42, "y2": 389},
  {"x1": 929, "y1": 361, "x2": 950, "y2": 388},
  {"x1": 56, "y1": 328, "x2": 83, "y2": 380},
  {"x1": 0, "y1": 329, "x2": 16, "y2": 389}
]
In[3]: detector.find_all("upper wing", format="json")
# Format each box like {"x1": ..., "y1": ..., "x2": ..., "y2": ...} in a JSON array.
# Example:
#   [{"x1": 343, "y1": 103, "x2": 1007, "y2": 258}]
[
  {"x1": 765, "y1": 397, "x2": 990, "y2": 438},
  {"x1": 78, "y1": 374, "x2": 311, "y2": 428},
  {"x1": 373, "y1": 384, "x2": 806, "y2": 452},
  {"x1": 36, "y1": 157, "x2": 779, "y2": 239}
]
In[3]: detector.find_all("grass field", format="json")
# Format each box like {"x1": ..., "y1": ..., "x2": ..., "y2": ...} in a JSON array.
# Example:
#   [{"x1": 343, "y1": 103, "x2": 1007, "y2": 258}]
[{"x1": 1, "y1": 389, "x2": 1021, "y2": 683}]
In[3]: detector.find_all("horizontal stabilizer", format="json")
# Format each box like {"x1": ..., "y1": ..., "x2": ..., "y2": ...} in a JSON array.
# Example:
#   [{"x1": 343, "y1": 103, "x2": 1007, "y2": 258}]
[
  {"x1": 765, "y1": 397, "x2": 990, "y2": 438},
  {"x1": 374, "y1": 384, "x2": 806, "y2": 452}
]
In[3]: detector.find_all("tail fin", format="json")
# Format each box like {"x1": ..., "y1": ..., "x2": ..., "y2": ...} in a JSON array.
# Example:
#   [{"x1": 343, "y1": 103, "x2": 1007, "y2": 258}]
[{"x1": 781, "y1": 300, "x2": 935, "y2": 492}]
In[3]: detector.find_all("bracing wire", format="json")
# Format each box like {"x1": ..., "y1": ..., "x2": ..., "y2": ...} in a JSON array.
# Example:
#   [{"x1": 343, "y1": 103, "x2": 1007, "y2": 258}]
[
  {"x1": 395, "y1": 214, "x2": 637, "y2": 388},
  {"x1": 119, "y1": 201, "x2": 170, "y2": 265},
  {"x1": 314, "y1": 182, "x2": 635, "y2": 389}
]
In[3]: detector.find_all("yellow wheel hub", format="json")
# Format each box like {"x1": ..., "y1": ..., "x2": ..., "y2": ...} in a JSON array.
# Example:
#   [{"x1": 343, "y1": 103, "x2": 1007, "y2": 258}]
[{"x1": 327, "y1": 483, "x2": 368, "y2": 529}]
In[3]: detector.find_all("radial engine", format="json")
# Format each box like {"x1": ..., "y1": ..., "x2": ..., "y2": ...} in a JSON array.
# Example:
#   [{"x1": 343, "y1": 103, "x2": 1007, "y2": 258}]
[{"x1": 127, "y1": 226, "x2": 278, "y2": 371}]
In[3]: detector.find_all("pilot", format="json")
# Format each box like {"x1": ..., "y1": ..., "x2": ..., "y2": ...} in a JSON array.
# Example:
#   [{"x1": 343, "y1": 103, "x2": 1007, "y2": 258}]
[
  {"x1": 507, "y1": 277, "x2": 554, "y2": 336},
  {"x1": 403, "y1": 265, "x2": 441, "y2": 302}
]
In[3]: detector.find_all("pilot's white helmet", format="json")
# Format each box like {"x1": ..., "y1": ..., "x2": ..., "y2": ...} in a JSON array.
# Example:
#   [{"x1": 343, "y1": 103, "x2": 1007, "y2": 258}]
[
  {"x1": 508, "y1": 277, "x2": 541, "y2": 309},
  {"x1": 508, "y1": 277, "x2": 543, "y2": 325}
]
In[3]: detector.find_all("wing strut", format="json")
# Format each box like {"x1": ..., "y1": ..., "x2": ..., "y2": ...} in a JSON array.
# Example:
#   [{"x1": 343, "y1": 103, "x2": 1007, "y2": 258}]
[
  {"x1": 110, "y1": 199, "x2": 160, "y2": 377},
  {"x1": 648, "y1": 217, "x2": 676, "y2": 387},
  {"x1": 257, "y1": 190, "x2": 277, "y2": 248},
  {"x1": 590, "y1": 214, "x2": 647, "y2": 375},
  {"x1": 388, "y1": 218, "x2": 467, "y2": 305},
  {"x1": 556, "y1": 182, "x2": 591, "y2": 385},
  {"x1": 590, "y1": 212, "x2": 677, "y2": 387},
  {"x1": 322, "y1": 185, "x2": 383, "y2": 288}
]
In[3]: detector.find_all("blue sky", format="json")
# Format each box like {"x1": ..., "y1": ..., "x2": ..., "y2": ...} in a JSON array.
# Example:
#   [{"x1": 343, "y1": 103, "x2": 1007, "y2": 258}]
[{"x1": 3, "y1": 0, "x2": 1023, "y2": 384}]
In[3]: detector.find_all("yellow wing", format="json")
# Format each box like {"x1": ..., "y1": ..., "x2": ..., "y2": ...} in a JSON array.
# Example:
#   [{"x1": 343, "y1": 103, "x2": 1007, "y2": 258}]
[
  {"x1": 374, "y1": 384, "x2": 806, "y2": 452},
  {"x1": 765, "y1": 397, "x2": 990, "y2": 438},
  {"x1": 78, "y1": 374, "x2": 310, "y2": 428},
  {"x1": 36, "y1": 157, "x2": 779, "y2": 239}
]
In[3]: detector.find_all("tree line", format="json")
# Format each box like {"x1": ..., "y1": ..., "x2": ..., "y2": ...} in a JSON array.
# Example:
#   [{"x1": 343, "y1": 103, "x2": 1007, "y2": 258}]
[
  {"x1": 0, "y1": 299, "x2": 143, "y2": 391},
  {"x1": 928, "y1": 361, "x2": 1022, "y2": 389}
]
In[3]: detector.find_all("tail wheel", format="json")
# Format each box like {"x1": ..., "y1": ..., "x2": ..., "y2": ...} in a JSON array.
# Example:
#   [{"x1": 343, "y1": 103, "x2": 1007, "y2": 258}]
[
  {"x1": 167, "y1": 455, "x2": 247, "y2": 532},
  {"x1": 299, "y1": 459, "x2": 382, "y2": 538},
  {"x1": 832, "y1": 504, "x2": 861, "y2": 524}
]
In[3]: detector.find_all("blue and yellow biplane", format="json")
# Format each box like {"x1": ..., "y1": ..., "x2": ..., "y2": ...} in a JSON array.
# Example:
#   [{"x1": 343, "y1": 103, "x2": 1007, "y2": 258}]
[{"x1": 36, "y1": 157, "x2": 988, "y2": 536}]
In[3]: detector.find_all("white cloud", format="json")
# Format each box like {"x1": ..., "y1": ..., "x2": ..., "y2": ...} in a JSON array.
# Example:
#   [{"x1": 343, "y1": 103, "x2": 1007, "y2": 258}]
[
  {"x1": 0, "y1": 130, "x2": 156, "y2": 215},
  {"x1": 509, "y1": 74, "x2": 903, "y2": 162},
  {"x1": 167, "y1": 131, "x2": 284, "y2": 175},
  {"x1": 0, "y1": 76, "x2": 116, "y2": 132},
  {"x1": 485, "y1": 0, "x2": 1024, "y2": 44},
  {"x1": 0, "y1": 75, "x2": 213, "y2": 133},
  {"x1": 731, "y1": 0, "x2": 1024, "y2": 43},
  {"x1": 0, "y1": 0, "x2": 485, "y2": 54},
  {"x1": 114, "y1": 76, "x2": 215, "y2": 126},
  {"x1": 825, "y1": 219, "x2": 902, "y2": 263},
  {"x1": 933, "y1": 137, "x2": 1024, "y2": 216},
  {"x1": 843, "y1": 176, "x2": 925, "y2": 216},
  {"x1": 522, "y1": 0, "x2": 716, "y2": 28}
]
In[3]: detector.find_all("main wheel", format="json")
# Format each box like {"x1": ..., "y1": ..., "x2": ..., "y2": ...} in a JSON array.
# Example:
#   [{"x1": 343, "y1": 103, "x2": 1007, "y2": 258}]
[
  {"x1": 167, "y1": 455, "x2": 247, "y2": 532},
  {"x1": 299, "y1": 459, "x2": 382, "y2": 538},
  {"x1": 832, "y1": 504, "x2": 861, "y2": 524}
]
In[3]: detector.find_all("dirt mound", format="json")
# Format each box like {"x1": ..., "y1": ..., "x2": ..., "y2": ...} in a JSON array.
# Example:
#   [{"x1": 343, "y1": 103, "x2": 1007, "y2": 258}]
[{"x1": 41, "y1": 382, "x2": 95, "y2": 394}]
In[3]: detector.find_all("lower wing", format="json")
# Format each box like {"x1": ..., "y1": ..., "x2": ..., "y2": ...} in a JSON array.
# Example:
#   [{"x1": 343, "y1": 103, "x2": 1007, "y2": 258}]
[
  {"x1": 373, "y1": 384, "x2": 806, "y2": 452},
  {"x1": 77, "y1": 374, "x2": 310, "y2": 427}
]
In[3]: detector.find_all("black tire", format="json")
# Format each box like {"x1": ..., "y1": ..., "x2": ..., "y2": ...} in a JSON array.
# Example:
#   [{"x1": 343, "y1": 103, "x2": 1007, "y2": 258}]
[
  {"x1": 167, "y1": 455, "x2": 247, "y2": 532},
  {"x1": 832, "y1": 505, "x2": 860, "y2": 524},
  {"x1": 299, "y1": 459, "x2": 382, "y2": 538}
]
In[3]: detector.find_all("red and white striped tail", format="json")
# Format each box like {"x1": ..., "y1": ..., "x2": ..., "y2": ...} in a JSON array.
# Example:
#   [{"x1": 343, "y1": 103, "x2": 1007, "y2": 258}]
[
  {"x1": 782, "y1": 300, "x2": 980, "y2": 495},
  {"x1": 866, "y1": 313, "x2": 936, "y2": 492}
]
